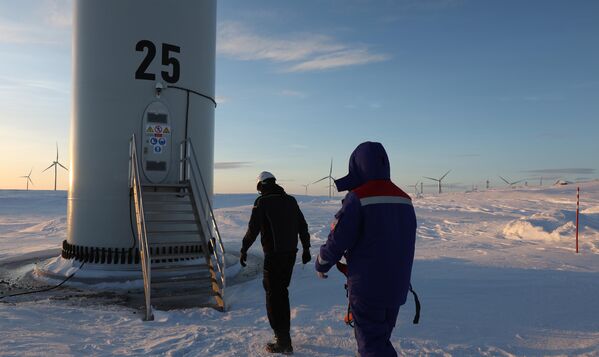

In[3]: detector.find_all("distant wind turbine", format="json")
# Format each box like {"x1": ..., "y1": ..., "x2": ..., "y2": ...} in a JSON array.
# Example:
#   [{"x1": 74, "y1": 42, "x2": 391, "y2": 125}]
[
  {"x1": 423, "y1": 170, "x2": 451, "y2": 194},
  {"x1": 43, "y1": 143, "x2": 68, "y2": 191},
  {"x1": 312, "y1": 158, "x2": 335, "y2": 198},
  {"x1": 19, "y1": 168, "x2": 34, "y2": 191},
  {"x1": 301, "y1": 183, "x2": 310, "y2": 196},
  {"x1": 413, "y1": 181, "x2": 420, "y2": 196},
  {"x1": 498, "y1": 175, "x2": 523, "y2": 188}
]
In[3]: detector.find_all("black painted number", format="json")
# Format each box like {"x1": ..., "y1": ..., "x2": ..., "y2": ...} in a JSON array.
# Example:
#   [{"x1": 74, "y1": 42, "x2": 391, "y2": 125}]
[
  {"x1": 135, "y1": 41, "x2": 181, "y2": 83},
  {"x1": 161, "y1": 44, "x2": 181, "y2": 83},
  {"x1": 135, "y1": 40, "x2": 156, "y2": 81}
]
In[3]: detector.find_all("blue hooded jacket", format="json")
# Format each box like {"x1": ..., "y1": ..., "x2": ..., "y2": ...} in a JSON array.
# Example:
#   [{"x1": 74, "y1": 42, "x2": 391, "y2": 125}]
[{"x1": 316, "y1": 142, "x2": 417, "y2": 307}]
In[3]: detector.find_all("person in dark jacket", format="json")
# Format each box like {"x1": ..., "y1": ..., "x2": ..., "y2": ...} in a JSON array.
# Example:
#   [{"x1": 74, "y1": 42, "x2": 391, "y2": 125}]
[
  {"x1": 241, "y1": 171, "x2": 311, "y2": 354},
  {"x1": 315, "y1": 142, "x2": 417, "y2": 357}
]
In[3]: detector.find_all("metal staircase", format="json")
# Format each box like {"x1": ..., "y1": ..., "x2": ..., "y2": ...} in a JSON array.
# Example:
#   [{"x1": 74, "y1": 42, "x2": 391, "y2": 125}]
[{"x1": 129, "y1": 135, "x2": 226, "y2": 320}]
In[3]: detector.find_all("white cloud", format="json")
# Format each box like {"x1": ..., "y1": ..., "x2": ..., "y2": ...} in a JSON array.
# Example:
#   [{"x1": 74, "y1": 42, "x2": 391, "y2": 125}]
[
  {"x1": 44, "y1": 0, "x2": 72, "y2": 28},
  {"x1": 286, "y1": 49, "x2": 388, "y2": 72},
  {"x1": 217, "y1": 21, "x2": 388, "y2": 72},
  {"x1": 279, "y1": 89, "x2": 306, "y2": 98},
  {"x1": 215, "y1": 95, "x2": 229, "y2": 104},
  {"x1": 214, "y1": 162, "x2": 252, "y2": 170},
  {"x1": 0, "y1": 0, "x2": 71, "y2": 45}
]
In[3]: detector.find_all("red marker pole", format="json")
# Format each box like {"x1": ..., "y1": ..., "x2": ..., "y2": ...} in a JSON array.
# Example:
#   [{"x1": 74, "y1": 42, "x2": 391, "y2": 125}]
[{"x1": 576, "y1": 186, "x2": 580, "y2": 254}]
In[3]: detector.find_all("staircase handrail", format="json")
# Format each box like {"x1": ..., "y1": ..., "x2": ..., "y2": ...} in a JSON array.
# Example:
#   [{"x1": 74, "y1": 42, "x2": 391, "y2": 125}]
[
  {"x1": 180, "y1": 138, "x2": 226, "y2": 310},
  {"x1": 128, "y1": 134, "x2": 153, "y2": 321}
]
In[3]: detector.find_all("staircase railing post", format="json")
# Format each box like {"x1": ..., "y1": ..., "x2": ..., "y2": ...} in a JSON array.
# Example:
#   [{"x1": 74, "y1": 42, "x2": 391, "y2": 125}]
[
  {"x1": 179, "y1": 141, "x2": 185, "y2": 183},
  {"x1": 130, "y1": 134, "x2": 154, "y2": 321},
  {"x1": 183, "y1": 137, "x2": 227, "y2": 311}
]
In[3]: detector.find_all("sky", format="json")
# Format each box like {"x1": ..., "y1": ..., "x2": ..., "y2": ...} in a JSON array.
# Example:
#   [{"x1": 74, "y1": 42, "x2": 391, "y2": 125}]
[{"x1": 0, "y1": 0, "x2": 598, "y2": 194}]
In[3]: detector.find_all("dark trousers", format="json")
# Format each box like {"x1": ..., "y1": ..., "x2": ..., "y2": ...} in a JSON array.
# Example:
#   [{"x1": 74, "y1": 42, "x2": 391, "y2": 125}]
[
  {"x1": 351, "y1": 297, "x2": 400, "y2": 357},
  {"x1": 262, "y1": 252, "x2": 296, "y2": 340}
]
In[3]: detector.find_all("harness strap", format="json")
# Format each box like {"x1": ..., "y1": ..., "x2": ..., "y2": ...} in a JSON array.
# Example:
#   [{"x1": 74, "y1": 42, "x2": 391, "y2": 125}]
[{"x1": 409, "y1": 284, "x2": 421, "y2": 324}]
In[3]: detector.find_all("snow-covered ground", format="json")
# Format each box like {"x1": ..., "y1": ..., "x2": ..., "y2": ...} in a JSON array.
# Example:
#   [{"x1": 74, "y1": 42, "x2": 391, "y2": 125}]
[{"x1": 1, "y1": 182, "x2": 599, "y2": 356}]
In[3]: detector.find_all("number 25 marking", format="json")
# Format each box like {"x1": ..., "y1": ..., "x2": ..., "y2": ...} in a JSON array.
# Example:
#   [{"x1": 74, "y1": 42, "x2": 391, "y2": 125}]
[{"x1": 135, "y1": 40, "x2": 180, "y2": 83}]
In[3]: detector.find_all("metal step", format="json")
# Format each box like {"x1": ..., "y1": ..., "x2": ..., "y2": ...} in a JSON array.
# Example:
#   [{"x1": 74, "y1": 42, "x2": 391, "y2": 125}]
[
  {"x1": 144, "y1": 190, "x2": 190, "y2": 196},
  {"x1": 143, "y1": 195, "x2": 191, "y2": 202},
  {"x1": 151, "y1": 272, "x2": 212, "y2": 284},
  {"x1": 152, "y1": 264, "x2": 208, "y2": 273},
  {"x1": 150, "y1": 256, "x2": 203, "y2": 263},
  {"x1": 151, "y1": 293, "x2": 217, "y2": 309},
  {"x1": 145, "y1": 218, "x2": 197, "y2": 223},
  {"x1": 144, "y1": 197, "x2": 191, "y2": 206},
  {"x1": 148, "y1": 234, "x2": 204, "y2": 244},
  {"x1": 147, "y1": 223, "x2": 200, "y2": 232},
  {"x1": 142, "y1": 183, "x2": 188, "y2": 189},
  {"x1": 147, "y1": 228, "x2": 200, "y2": 235},
  {"x1": 151, "y1": 277, "x2": 213, "y2": 290},
  {"x1": 145, "y1": 211, "x2": 195, "y2": 217}
]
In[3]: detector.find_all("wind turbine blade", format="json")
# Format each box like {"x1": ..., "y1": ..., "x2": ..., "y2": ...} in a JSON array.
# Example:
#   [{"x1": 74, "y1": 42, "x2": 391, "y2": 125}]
[
  {"x1": 440, "y1": 170, "x2": 451, "y2": 181},
  {"x1": 28, "y1": 167, "x2": 33, "y2": 176},
  {"x1": 19, "y1": 175, "x2": 27, "y2": 178},
  {"x1": 58, "y1": 162, "x2": 68, "y2": 171},
  {"x1": 28, "y1": 177, "x2": 34, "y2": 185},
  {"x1": 329, "y1": 158, "x2": 333, "y2": 176},
  {"x1": 42, "y1": 163, "x2": 55, "y2": 172},
  {"x1": 513, "y1": 179, "x2": 524, "y2": 184},
  {"x1": 498, "y1": 176, "x2": 510, "y2": 185},
  {"x1": 56, "y1": 142, "x2": 59, "y2": 162},
  {"x1": 423, "y1": 176, "x2": 439, "y2": 182},
  {"x1": 312, "y1": 176, "x2": 328, "y2": 184}
]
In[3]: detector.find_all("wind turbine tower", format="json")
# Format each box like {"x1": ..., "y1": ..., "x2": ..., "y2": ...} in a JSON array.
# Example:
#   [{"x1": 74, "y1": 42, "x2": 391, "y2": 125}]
[
  {"x1": 486, "y1": 179, "x2": 490, "y2": 190},
  {"x1": 424, "y1": 170, "x2": 451, "y2": 194},
  {"x1": 42, "y1": 143, "x2": 68, "y2": 191},
  {"x1": 413, "y1": 181, "x2": 420, "y2": 196},
  {"x1": 313, "y1": 158, "x2": 335, "y2": 198},
  {"x1": 20, "y1": 168, "x2": 34, "y2": 191},
  {"x1": 301, "y1": 184, "x2": 310, "y2": 196}
]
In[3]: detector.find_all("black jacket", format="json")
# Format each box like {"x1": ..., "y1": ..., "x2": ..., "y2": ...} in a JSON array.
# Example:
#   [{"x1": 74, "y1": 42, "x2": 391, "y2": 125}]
[{"x1": 241, "y1": 184, "x2": 310, "y2": 254}]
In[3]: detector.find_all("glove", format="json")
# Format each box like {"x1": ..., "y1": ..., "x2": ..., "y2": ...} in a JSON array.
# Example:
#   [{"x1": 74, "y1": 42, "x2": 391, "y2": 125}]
[
  {"x1": 302, "y1": 249, "x2": 311, "y2": 264},
  {"x1": 240, "y1": 251, "x2": 247, "y2": 267},
  {"x1": 317, "y1": 272, "x2": 328, "y2": 279}
]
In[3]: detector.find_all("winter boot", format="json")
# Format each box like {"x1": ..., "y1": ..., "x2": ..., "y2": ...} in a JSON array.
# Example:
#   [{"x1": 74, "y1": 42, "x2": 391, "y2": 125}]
[{"x1": 265, "y1": 335, "x2": 293, "y2": 355}]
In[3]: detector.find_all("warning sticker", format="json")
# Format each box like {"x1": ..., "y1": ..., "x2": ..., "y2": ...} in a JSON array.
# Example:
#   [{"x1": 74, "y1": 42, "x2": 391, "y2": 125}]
[
  {"x1": 163, "y1": 127, "x2": 170, "y2": 134},
  {"x1": 154, "y1": 125, "x2": 163, "y2": 134},
  {"x1": 146, "y1": 126, "x2": 154, "y2": 133},
  {"x1": 158, "y1": 137, "x2": 166, "y2": 146}
]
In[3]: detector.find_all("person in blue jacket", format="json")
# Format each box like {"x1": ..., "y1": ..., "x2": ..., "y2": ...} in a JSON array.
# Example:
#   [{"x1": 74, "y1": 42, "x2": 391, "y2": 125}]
[{"x1": 315, "y1": 142, "x2": 417, "y2": 357}]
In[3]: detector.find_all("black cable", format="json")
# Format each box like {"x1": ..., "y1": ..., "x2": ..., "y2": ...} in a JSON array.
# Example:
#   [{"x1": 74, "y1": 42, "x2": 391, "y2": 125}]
[
  {"x1": 166, "y1": 85, "x2": 217, "y2": 107},
  {"x1": 0, "y1": 261, "x2": 86, "y2": 300}
]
